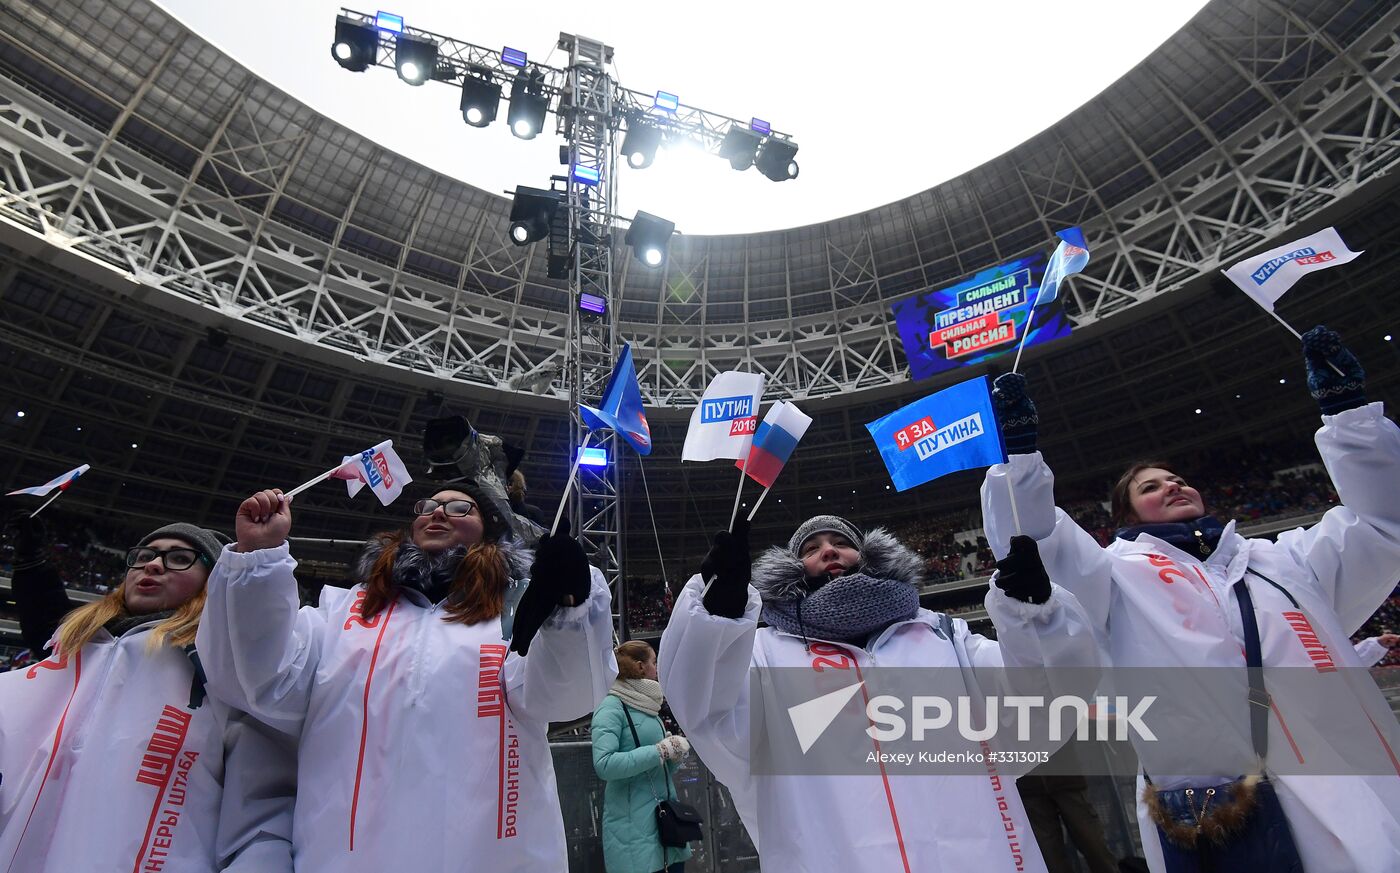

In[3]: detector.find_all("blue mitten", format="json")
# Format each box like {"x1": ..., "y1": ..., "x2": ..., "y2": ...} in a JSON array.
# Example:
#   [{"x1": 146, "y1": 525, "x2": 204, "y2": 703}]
[
  {"x1": 1301, "y1": 325, "x2": 1365, "y2": 415},
  {"x1": 991, "y1": 373, "x2": 1039, "y2": 455}
]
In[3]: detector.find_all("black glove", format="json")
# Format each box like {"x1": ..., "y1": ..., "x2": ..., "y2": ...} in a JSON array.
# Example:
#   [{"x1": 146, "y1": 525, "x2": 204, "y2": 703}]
[
  {"x1": 509, "y1": 517, "x2": 592, "y2": 656},
  {"x1": 4, "y1": 510, "x2": 48, "y2": 564},
  {"x1": 991, "y1": 373, "x2": 1039, "y2": 455},
  {"x1": 993, "y1": 535, "x2": 1051, "y2": 605},
  {"x1": 1302, "y1": 325, "x2": 1366, "y2": 416},
  {"x1": 700, "y1": 519, "x2": 751, "y2": 619}
]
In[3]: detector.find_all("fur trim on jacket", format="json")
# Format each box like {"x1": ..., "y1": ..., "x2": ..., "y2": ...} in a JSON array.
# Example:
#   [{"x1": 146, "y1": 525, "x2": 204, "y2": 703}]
[
  {"x1": 751, "y1": 526, "x2": 924, "y2": 603},
  {"x1": 353, "y1": 533, "x2": 533, "y2": 593}
]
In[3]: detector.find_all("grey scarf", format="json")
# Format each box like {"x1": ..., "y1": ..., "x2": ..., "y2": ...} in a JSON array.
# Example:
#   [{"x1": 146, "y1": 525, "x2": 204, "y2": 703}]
[
  {"x1": 392, "y1": 542, "x2": 467, "y2": 603},
  {"x1": 761, "y1": 572, "x2": 920, "y2": 646},
  {"x1": 608, "y1": 678, "x2": 664, "y2": 715}
]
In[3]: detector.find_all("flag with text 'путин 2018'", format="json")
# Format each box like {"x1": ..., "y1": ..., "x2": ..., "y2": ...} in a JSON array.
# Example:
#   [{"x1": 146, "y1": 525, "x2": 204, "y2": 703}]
[
  {"x1": 736, "y1": 401, "x2": 812, "y2": 488},
  {"x1": 864, "y1": 377, "x2": 1006, "y2": 492},
  {"x1": 331, "y1": 440, "x2": 412, "y2": 506},
  {"x1": 682, "y1": 371, "x2": 766, "y2": 462}
]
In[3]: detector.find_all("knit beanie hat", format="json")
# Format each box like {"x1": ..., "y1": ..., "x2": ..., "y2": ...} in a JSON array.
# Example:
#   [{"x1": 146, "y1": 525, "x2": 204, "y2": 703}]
[
  {"x1": 138, "y1": 523, "x2": 232, "y2": 569},
  {"x1": 788, "y1": 515, "x2": 864, "y2": 555}
]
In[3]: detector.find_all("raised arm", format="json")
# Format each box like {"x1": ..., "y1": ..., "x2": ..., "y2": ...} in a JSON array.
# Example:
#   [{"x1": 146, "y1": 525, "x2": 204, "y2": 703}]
[
  {"x1": 6, "y1": 513, "x2": 76, "y2": 655},
  {"x1": 195, "y1": 490, "x2": 324, "y2": 735}
]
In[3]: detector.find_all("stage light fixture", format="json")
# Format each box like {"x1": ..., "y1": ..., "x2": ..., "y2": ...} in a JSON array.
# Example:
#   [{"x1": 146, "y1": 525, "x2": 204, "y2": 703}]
[
  {"x1": 332, "y1": 16, "x2": 377, "y2": 72},
  {"x1": 502, "y1": 46, "x2": 527, "y2": 67},
  {"x1": 625, "y1": 211, "x2": 675, "y2": 268},
  {"x1": 375, "y1": 11, "x2": 404, "y2": 33},
  {"x1": 571, "y1": 164, "x2": 601, "y2": 185},
  {"x1": 755, "y1": 137, "x2": 800, "y2": 181},
  {"x1": 577, "y1": 446, "x2": 608, "y2": 467},
  {"x1": 621, "y1": 121, "x2": 661, "y2": 169},
  {"x1": 579, "y1": 292, "x2": 607, "y2": 317},
  {"x1": 749, "y1": 117, "x2": 771, "y2": 136},
  {"x1": 508, "y1": 185, "x2": 564, "y2": 246},
  {"x1": 459, "y1": 69, "x2": 501, "y2": 127},
  {"x1": 508, "y1": 70, "x2": 549, "y2": 139},
  {"x1": 653, "y1": 91, "x2": 680, "y2": 113},
  {"x1": 719, "y1": 126, "x2": 761, "y2": 171},
  {"x1": 395, "y1": 33, "x2": 438, "y2": 85}
]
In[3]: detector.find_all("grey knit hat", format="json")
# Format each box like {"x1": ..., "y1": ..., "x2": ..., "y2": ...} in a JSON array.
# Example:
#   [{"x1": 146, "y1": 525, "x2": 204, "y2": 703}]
[
  {"x1": 138, "y1": 523, "x2": 232, "y2": 569},
  {"x1": 787, "y1": 515, "x2": 864, "y2": 555}
]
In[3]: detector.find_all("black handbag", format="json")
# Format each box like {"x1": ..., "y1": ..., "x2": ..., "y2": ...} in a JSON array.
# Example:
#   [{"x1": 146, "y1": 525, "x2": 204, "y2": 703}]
[
  {"x1": 1141, "y1": 571, "x2": 1304, "y2": 872},
  {"x1": 622, "y1": 703, "x2": 705, "y2": 847}
]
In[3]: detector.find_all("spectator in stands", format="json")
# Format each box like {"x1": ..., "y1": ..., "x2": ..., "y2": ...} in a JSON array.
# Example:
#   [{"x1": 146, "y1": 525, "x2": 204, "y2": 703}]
[
  {"x1": 982, "y1": 326, "x2": 1400, "y2": 873},
  {"x1": 592, "y1": 640, "x2": 693, "y2": 873},
  {"x1": 196, "y1": 483, "x2": 616, "y2": 871},
  {"x1": 660, "y1": 514, "x2": 1098, "y2": 873},
  {"x1": 0, "y1": 518, "x2": 294, "y2": 871}
]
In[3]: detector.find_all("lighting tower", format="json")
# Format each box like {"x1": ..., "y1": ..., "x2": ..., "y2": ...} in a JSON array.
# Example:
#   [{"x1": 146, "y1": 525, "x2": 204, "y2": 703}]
[{"x1": 334, "y1": 9, "x2": 799, "y2": 638}]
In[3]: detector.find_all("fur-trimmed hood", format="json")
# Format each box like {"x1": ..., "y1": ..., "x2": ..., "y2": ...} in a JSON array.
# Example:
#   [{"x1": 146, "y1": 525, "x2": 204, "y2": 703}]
[
  {"x1": 353, "y1": 532, "x2": 533, "y2": 591},
  {"x1": 751, "y1": 526, "x2": 925, "y2": 603}
]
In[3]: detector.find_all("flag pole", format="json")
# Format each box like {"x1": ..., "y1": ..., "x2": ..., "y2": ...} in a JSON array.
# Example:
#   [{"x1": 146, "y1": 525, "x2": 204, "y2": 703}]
[
  {"x1": 550, "y1": 432, "x2": 591, "y2": 537},
  {"x1": 286, "y1": 462, "x2": 350, "y2": 500},
  {"x1": 1010, "y1": 285, "x2": 1044, "y2": 375},
  {"x1": 728, "y1": 473, "x2": 746, "y2": 530},
  {"x1": 1004, "y1": 475, "x2": 1022, "y2": 536},
  {"x1": 746, "y1": 485, "x2": 773, "y2": 522},
  {"x1": 29, "y1": 490, "x2": 64, "y2": 519},
  {"x1": 1261, "y1": 309, "x2": 1345, "y2": 376}
]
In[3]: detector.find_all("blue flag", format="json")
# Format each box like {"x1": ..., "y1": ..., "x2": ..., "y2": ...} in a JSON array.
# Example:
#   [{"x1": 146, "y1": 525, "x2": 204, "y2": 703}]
[
  {"x1": 864, "y1": 376, "x2": 1006, "y2": 492},
  {"x1": 1036, "y1": 226, "x2": 1090, "y2": 305},
  {"x1": 579, "y1": 343, "x2": 652, "y2": 455}
]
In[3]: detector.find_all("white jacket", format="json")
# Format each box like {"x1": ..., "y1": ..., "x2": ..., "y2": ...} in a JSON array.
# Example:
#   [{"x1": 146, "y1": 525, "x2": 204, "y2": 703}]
[
  {"x1": 195, "y1": 542, "x2": 616, "y2": 872},
  {"x1": 659, "y1": 574, "x2": 1099, "y2": 873},
  {"x1": 980, "y1": 402, "x2": 1400, "y2": 873},
  {"x1": 0, "y1": 620, "x2": 295, "y2": 873},
  {"x1": 1354, "y1": 636, "x2": 1392, "y2": 667}
]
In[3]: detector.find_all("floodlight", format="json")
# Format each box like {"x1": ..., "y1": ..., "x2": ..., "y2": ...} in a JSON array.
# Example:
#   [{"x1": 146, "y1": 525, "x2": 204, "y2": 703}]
[
  {"x1": 508, "y1": 70, "x2": 549, "y2": 140},
  {"x1": 749, "y1": 117, "x2": 771, "y2": 136},
  {"x1": 508, "y1": 185, "x2": 564, "y2": 246},
  {"x1": 625, "y1": 211, "x2": 675, "y2": 268},
  {"x1": 756, "y1": 138, "x2": 800, "y2": 181},
  {"x1": 332, "y1": 16, "x2": 377, "y2": 72},
  {"x1": 502, "y1": 47, "x2": 527, "y2": 67},
  {"x1": 375, "y1": 11, "x2": 404, "y2": 32},
  {"x1": 621, "y1": 121, "x2": 661, "y2": 169},
  {"x1": 571, "y1": 164, "x2": 601, "y2": 185},
  {"x1": 719, "y1": 126, "x2": 761, "y2": 171},
  {"x1": 395, "y1": 33, "x2": 438, "y2": 85},
  {"x1": 653, "y1": 91, "x2": 679, "y2": 112},
  {"x1": 579, "y1": 292, "x2": 607, "y2": 316},
  {"x1": 459, "y1": 69, "x2": 501, "y2": 127},
  {"x1": 577, "y1": 447, "x2": 608, "y2": 467}
]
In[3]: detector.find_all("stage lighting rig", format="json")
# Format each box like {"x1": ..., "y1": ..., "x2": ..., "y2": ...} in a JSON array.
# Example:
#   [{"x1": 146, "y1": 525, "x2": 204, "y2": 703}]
[
  {"x1": 460, "y1": 67, "x2": 501, "y2": 127},
  {"x1": 395, "y1": 32, "x2": 438, "y2": 85},
  {"x1": 625, "y1": 211, "x2": 675, "y2": 268},
  {"x1": 719, "y1": 126, "x2": 762, "y2": 171},
  {"x1": 508, "y1": 68, "x2": 549, "y2": 139},
  {"x1": 507, "y1": 185, "x2": 564, "y2": 246},
  {"x1": 621, "y1": 118, "x2": 662, "y2": 169},
  {"x1": 756, "y1": 137, "x2": 800, "y2": 181},
  {"x1": 332, "y1": 15, "x2": 377, "y2": 71}
]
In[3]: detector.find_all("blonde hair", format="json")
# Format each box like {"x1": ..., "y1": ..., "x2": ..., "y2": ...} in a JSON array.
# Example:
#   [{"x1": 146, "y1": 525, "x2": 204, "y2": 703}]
[
  {"x1": 56, "y1": 585, "x2": 208, "y2": 655},
  {"x1": 615, "y1": 640, "x2": 654, "y2": 680}
]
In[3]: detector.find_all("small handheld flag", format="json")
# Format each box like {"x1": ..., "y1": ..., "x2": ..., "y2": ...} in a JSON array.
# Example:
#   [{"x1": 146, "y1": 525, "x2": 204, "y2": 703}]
[
  {"x1": 682, "y1": 371, "x2": 766, "y2": 462},
  {"x1": 579, "y1": 343, "x2": 652, "y2": 455},
  {"x1": 736, "y1": 401, "x2": 812, "y2": 488},
  {"x1": 330, "y1": 440, "x2": 412, "y2": 506},
  {"x1": 1036, "y1": 226, "x2": 1090, "y2": 306},
  {"x1": 7, "y1": 463, "x2": 90, "y2": 497},
  {"x1": 1222, "y1": 226, "x2": 1363, "y2": 312},
  {"x1": 865, "y1": 376, "x2": 1006, "y2": 492}
]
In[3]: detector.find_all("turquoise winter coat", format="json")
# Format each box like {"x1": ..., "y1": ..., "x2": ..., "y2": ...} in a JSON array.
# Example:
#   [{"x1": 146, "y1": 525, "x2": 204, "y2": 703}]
[{"x1": 591, "y1": 694, "x2": 694, "y2": 873}]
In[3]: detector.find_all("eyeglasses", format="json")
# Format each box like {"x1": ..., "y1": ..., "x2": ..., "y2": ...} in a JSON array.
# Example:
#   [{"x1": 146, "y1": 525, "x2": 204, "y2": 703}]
[
  {"x1": 125, "y1": 546, "x2": 202, "y2": 571},
  {"x1": 413, "y1": 498, "x2": 478, "y2": 518}
]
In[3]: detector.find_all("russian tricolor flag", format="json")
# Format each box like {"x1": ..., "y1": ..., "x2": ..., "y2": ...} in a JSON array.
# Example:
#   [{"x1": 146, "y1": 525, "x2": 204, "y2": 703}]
[
  {"x1": 736, "y1": 401, "x2": 812, "y2": 488},
  {"x1": 6, "y1": 463, "x2": 91, "y2": 497}
]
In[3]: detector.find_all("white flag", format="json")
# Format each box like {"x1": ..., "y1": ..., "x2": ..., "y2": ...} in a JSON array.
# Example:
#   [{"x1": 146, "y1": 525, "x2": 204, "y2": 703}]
[
  {"x1": 332, "y1": 440, "x2": 413, "y2": 506},
  {"x1": 1222, "y1": 227, "x2": 1363, "y2": 311},
  {"x1": 681, "y1": 371, "x2": 766, "y2": 462}
]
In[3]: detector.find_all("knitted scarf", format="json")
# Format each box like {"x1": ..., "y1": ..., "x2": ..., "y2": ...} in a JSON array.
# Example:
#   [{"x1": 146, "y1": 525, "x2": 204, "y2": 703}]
[
  {"x1": 105, "y1": 608, "x2": 176, "y2": 639},
  {"x1": 609, "y1": 677, "x2": 664, "y2": 715},
  {"x1": 1114, "y1": 515, "x2": 1226, "y2": 559},
  {"x1": 761, "y1": 571, "x2": 920, "y2": 646}
]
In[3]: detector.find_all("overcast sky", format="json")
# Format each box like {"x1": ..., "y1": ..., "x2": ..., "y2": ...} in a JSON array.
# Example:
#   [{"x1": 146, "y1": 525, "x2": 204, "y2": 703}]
[{"x1": 157, "y1": 1, "x2": 1209, "y2": 235}]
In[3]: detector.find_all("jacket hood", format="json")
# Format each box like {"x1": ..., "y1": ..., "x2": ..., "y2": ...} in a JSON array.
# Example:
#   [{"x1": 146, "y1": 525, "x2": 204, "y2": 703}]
[
  {"x1": 751, "y1": 526, "x2": 924, "y2": 603},
  {"x1": 353, "y1": 532, "x2": 532, "y2": 588}
]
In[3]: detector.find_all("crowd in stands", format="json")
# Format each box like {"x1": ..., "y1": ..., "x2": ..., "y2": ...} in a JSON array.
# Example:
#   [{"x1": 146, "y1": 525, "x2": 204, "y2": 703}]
[
  {"x1": 0, "y1": 644, "x2": 34, "y2": 673},
  {"x1": 1352, "y1": 591, "x2": 1400, "y2": 668},
  {"x1": 1, "y1": 509, "x2": 132, "y2": 593}
]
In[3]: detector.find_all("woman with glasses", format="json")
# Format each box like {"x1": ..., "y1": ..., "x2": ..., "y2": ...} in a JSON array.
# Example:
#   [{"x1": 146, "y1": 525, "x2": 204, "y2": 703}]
[
  {"x1": 0, "y1": 521, "x2": 295, "y2": 872},
  {"x1": 196, "y1": 483, "x2": 616, "y2": 872}
]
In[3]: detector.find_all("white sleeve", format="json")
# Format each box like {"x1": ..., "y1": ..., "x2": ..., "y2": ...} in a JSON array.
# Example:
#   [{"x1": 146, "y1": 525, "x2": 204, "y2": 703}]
[
  {"x1": 658, "y1": 575, "x2": 760, "y2": 789},
  {"x1": 195, "y1": 543, "x2": 325, "y2": 735},
  {"x1": 982, "y1": 454, "x2": 1116, "y2": 635},
  {"x1": 1273, "y1": 403, "x2": 1400, "y2": 633},
  {"x1": 503, "y1": 566, "x2": 617, "y2": 724},
  {"x1": 216, "y1": 710, "x2": 296, "y2": 872},
  {"x1": 1354, "y1": 636, "x2": 1388, "y2": 667}
]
